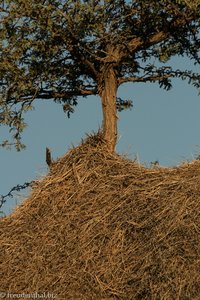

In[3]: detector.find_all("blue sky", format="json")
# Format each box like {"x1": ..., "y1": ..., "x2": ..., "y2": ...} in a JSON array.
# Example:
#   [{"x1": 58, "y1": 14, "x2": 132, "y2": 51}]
[{"x1": 0, "y1": 56, "x2": 200, "y2": 216}]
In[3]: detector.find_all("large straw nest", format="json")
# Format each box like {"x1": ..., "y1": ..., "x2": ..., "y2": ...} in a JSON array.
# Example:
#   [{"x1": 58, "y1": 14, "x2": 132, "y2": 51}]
[{"x1": 0, "y1": 132, "x2": 200, "y2": 300}]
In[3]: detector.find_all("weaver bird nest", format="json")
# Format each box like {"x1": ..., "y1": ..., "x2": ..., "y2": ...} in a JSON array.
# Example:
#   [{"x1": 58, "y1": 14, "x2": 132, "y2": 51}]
[{"x1": 0, "y1": 132, "x2": 200, "y2": 299}]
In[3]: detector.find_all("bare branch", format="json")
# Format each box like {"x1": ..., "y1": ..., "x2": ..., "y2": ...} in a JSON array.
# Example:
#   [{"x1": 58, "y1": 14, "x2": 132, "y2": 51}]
[{"x1": 0, "y1": 181, "x2": 33, "y2": 210}]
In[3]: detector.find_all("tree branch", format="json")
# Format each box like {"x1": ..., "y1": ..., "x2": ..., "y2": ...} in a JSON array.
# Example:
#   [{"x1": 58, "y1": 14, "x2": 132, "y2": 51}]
[
  {"x1": 127, "y1": 13, "x2": 199, "y2": 54},
  {"x1": 5, "y1": 87, "x2": 98, "y2": 103},
  {"x1": 37, "y1": 88, "x2": 97, "y2": 99},
  {"x1": 118, "y1": 73, "x2": 173, "y2": 85},
  {"x1": 83, "y1": 57, "x2": 99, "y2": 78},
  {"x1": 128, "y1": 32, "x2": 168, "y2": 53},
  {"x1": 58, "y1": 11, "x2": 99, "y2": 77}
]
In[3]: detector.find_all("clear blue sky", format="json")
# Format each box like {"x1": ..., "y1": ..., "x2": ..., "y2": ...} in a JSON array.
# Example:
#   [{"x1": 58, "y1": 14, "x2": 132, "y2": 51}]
[{"x1": 1, "y1": 56, "x2": 200, "y2": 215}]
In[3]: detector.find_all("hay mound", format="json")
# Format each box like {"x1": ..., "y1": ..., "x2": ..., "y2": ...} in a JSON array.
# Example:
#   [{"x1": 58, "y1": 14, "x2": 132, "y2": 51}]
[{"x1": 0, "y1": 133, "x2": 200, "y2": 300}]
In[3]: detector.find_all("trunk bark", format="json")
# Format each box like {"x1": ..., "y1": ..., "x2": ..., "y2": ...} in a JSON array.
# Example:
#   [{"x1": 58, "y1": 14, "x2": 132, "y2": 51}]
[{"x1": 99, "y1": 65, "x2": 118, "y2": 153}]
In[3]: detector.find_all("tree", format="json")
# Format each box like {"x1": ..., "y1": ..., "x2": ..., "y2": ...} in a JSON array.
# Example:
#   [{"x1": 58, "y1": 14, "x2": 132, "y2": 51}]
[{"x1": 0, "y1": 0, "x2": 200, "y2": 152}]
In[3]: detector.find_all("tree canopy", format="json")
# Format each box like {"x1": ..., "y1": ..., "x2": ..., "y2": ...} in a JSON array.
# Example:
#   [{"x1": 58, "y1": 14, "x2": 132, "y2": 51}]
[{"x1": 0, "y1": 0, "x2": 200, "y2": 151}]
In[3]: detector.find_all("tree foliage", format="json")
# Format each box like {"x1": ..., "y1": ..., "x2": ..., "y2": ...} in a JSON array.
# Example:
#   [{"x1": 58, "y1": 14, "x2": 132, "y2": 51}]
[{"x1": 0, "y1": 0, "x2": 200, "y2": 150}]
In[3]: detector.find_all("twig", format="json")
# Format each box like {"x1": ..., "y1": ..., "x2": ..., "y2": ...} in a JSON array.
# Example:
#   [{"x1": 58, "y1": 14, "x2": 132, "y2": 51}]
[{"x1": 0, "y1": 181, "x2": 33, "y2": 209}]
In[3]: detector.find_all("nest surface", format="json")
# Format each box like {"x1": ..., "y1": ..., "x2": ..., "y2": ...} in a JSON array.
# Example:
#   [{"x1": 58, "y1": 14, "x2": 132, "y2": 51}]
[{"x1": 0, "y1": 133, "x2": 200, "y2": 300}]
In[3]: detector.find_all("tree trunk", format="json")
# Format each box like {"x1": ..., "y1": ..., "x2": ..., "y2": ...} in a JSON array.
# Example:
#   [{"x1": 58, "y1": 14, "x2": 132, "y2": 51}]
[{"x1": 99, "y1": 65, "x2": 118, "y2": 153}]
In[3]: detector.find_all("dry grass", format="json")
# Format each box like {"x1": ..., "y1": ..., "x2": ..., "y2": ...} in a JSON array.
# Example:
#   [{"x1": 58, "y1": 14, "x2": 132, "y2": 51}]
[{"x1": 0, "y1": 132, "x2": 200, "y2": 300}]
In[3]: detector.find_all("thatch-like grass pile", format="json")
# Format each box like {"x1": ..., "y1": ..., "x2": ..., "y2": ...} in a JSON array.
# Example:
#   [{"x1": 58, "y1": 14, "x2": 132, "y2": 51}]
[{"x1": 0, "y1": 133, "x2": 200, "y2": 300}]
